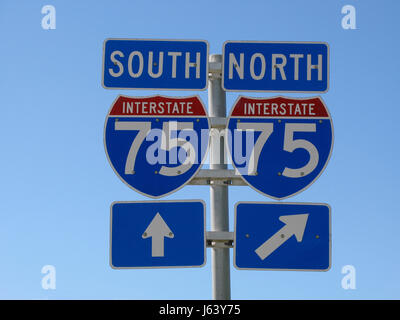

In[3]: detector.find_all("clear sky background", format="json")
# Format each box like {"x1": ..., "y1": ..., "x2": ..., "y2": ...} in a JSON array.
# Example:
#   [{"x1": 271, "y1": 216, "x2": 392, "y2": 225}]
[{"x1": 0, "y1": 0, "x2": 399, "y2": 299}]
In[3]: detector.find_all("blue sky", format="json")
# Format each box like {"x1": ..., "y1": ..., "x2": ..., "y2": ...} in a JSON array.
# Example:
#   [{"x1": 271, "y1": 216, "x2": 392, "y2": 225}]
[{"x1": 0, "y1": 0, "x2": 399, "y2": 299}]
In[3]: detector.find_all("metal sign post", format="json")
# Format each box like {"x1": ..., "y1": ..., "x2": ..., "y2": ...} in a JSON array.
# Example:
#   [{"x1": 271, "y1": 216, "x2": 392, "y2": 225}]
[{"x1": 208, "y1": 54, "x2": 231, "y2": 300}]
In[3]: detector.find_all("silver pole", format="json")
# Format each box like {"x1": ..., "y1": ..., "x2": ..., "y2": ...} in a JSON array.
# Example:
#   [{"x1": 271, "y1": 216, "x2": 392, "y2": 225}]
[{"x1": 208, "y1": 54, "x2": 231, "y2": 300}]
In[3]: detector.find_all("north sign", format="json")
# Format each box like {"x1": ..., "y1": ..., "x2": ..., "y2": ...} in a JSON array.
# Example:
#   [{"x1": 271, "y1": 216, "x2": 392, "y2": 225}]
[{"x1": 222, "y1": 41, "x2": 329, "y2": 92}]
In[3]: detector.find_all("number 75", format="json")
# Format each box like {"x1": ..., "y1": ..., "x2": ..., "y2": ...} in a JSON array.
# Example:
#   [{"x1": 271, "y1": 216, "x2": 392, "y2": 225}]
[
  {"x1": 115, "y1": 120, "x2": 196, "y2": 177},
  {"x1": 236, "y1": 122, "x2": 319, "y2": 178}
]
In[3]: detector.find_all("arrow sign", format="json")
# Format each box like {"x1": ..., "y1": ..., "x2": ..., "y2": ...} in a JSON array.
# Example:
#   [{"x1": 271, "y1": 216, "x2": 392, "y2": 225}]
[
  {"x1": 234, "y1": 202, "x2": 331, "y2": 271},
  {"x1": 142, "y1": 213, "x2": 174, "y2": 257},
  {"x1": 255, "y1": 214, "x2": 309, "y2": 260},
  {"x1": 110, "y1": 200, "x2": 206, "y2": 268}
]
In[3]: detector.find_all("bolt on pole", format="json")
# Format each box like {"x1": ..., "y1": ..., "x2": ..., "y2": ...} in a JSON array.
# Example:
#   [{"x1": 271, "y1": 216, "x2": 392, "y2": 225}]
[{"x1": 208, "y1": 54, "x2": 231, "y2": 300}]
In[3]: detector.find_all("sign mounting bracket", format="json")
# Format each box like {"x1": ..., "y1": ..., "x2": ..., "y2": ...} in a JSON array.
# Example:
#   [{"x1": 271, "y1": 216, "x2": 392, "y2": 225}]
[{"x1": 206, "y1": 231, "x2": 234, "y2": 248}]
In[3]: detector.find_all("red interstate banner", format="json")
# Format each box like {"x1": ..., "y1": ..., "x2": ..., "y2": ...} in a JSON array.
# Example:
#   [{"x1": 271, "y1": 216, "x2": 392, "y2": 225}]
[
  {"x1": 109, "y1": 95, "x2": 207, "y2": 117},
  {"x1": 230, "y1": 96, "x2": 329, "y2": 118}
]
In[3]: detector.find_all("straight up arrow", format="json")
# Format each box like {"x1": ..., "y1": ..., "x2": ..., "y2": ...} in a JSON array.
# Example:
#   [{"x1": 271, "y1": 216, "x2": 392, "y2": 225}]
[
  {"x1": 255, "y1": 214, "x2": 309, "y2": 260},
  {"x1": 142, "y1": 213, "x2": 174, "y2": 257}
]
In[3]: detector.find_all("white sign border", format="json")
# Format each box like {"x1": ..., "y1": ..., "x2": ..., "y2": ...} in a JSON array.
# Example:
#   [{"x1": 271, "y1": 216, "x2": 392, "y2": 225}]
[
  {"x1": 103, "y1": 94, "x2": 211, "y2": 199},
  {"x1": 102, "y1": 38, "x2": 209, "y2": 91},
  {"x1": 233, "y1": 201, "x2": 332, "y2": 272},
  {"x1": 222, "y1": 40, "x2": 330, "y2": 93},
  {"x1": 225, "y1": 95, "x2": 335, "y2": 200},
  {"x1": 110, "y1": 199, "x2": 207, "y2": 269}
]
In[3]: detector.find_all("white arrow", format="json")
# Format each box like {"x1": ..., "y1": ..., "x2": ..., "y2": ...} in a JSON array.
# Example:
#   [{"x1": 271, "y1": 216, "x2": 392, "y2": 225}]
[
  {"x1": 255, "y1": 214, "x2": 309, "y2": 260},
  {"x1": 142, "y1": 213, "x2": 174, "y2": 257}
]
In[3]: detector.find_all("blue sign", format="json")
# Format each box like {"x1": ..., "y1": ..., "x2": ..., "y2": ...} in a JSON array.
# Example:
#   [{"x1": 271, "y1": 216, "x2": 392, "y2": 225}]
[
  {"x1": 111, "y1": 200, "x2": 206, "y2": 268},
  {"x1": 234, "y1": 202, "x2": 331, "y2": 271},
  {"x1": 104, "y1": 95, "x2": 210, "y2": 198},
  {"x1": 226, "y1": 96, "x2": 334, "y2": 200},
  {"x1": 102, "y1": 39, "x2": 209, "y2": 90},
  {"x1": 222, "y1": 41, "x2": 329, "y2": 92}
]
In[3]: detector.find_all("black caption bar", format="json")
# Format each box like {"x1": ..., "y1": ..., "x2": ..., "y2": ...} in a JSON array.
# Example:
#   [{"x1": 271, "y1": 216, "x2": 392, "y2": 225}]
[{"x1": 1, "y1": 300, "x2": 398, "y2": 318}]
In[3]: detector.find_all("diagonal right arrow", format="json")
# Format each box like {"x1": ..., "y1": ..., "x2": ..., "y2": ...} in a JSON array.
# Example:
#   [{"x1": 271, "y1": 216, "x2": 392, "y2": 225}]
[{"x1": 255, "y1": 214, "x2": 309, "y2": 260}]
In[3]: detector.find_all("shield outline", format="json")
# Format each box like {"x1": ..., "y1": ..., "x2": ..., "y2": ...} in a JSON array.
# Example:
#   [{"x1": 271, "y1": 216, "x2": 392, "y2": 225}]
[
  {"x1": 225, "y1": 95, "x2": 334, "y2": 200},
  {"x1": 103, "y1": 94, "x2": 210, "y2": 198}
]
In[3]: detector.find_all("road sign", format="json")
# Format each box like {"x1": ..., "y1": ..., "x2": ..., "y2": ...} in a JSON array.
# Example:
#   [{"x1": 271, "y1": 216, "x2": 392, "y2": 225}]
[
  {"x1": 110, "y1": 200, "x2": 206, "y2": 268},
  {"x1": 234, "y1": 202, "x2": 331, "y2": 271},
  {"x1": 104, "y1": 95, "x2": 210, "y2": 198},
  {"x1": 226, "y1": 96, "x2": 334, "y2": 200},
  {"x1": 222, "y1": 41, "x2": 329, "y2": 92},
  {"x1": 102, "y1": 38, "x2": 209, "y2": 90}
]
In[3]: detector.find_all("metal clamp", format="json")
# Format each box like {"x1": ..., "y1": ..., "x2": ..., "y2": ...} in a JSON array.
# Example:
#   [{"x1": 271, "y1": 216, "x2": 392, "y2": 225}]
[
  {"x1": 206, "y1": 231, "x2": 234, "y2": 248},
  {"x1": 208, "y1": 61, "x2": 222, "y2": 79},
  {"x1": 189, "y1": 169, "x2": 247, "y2": 186}
]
